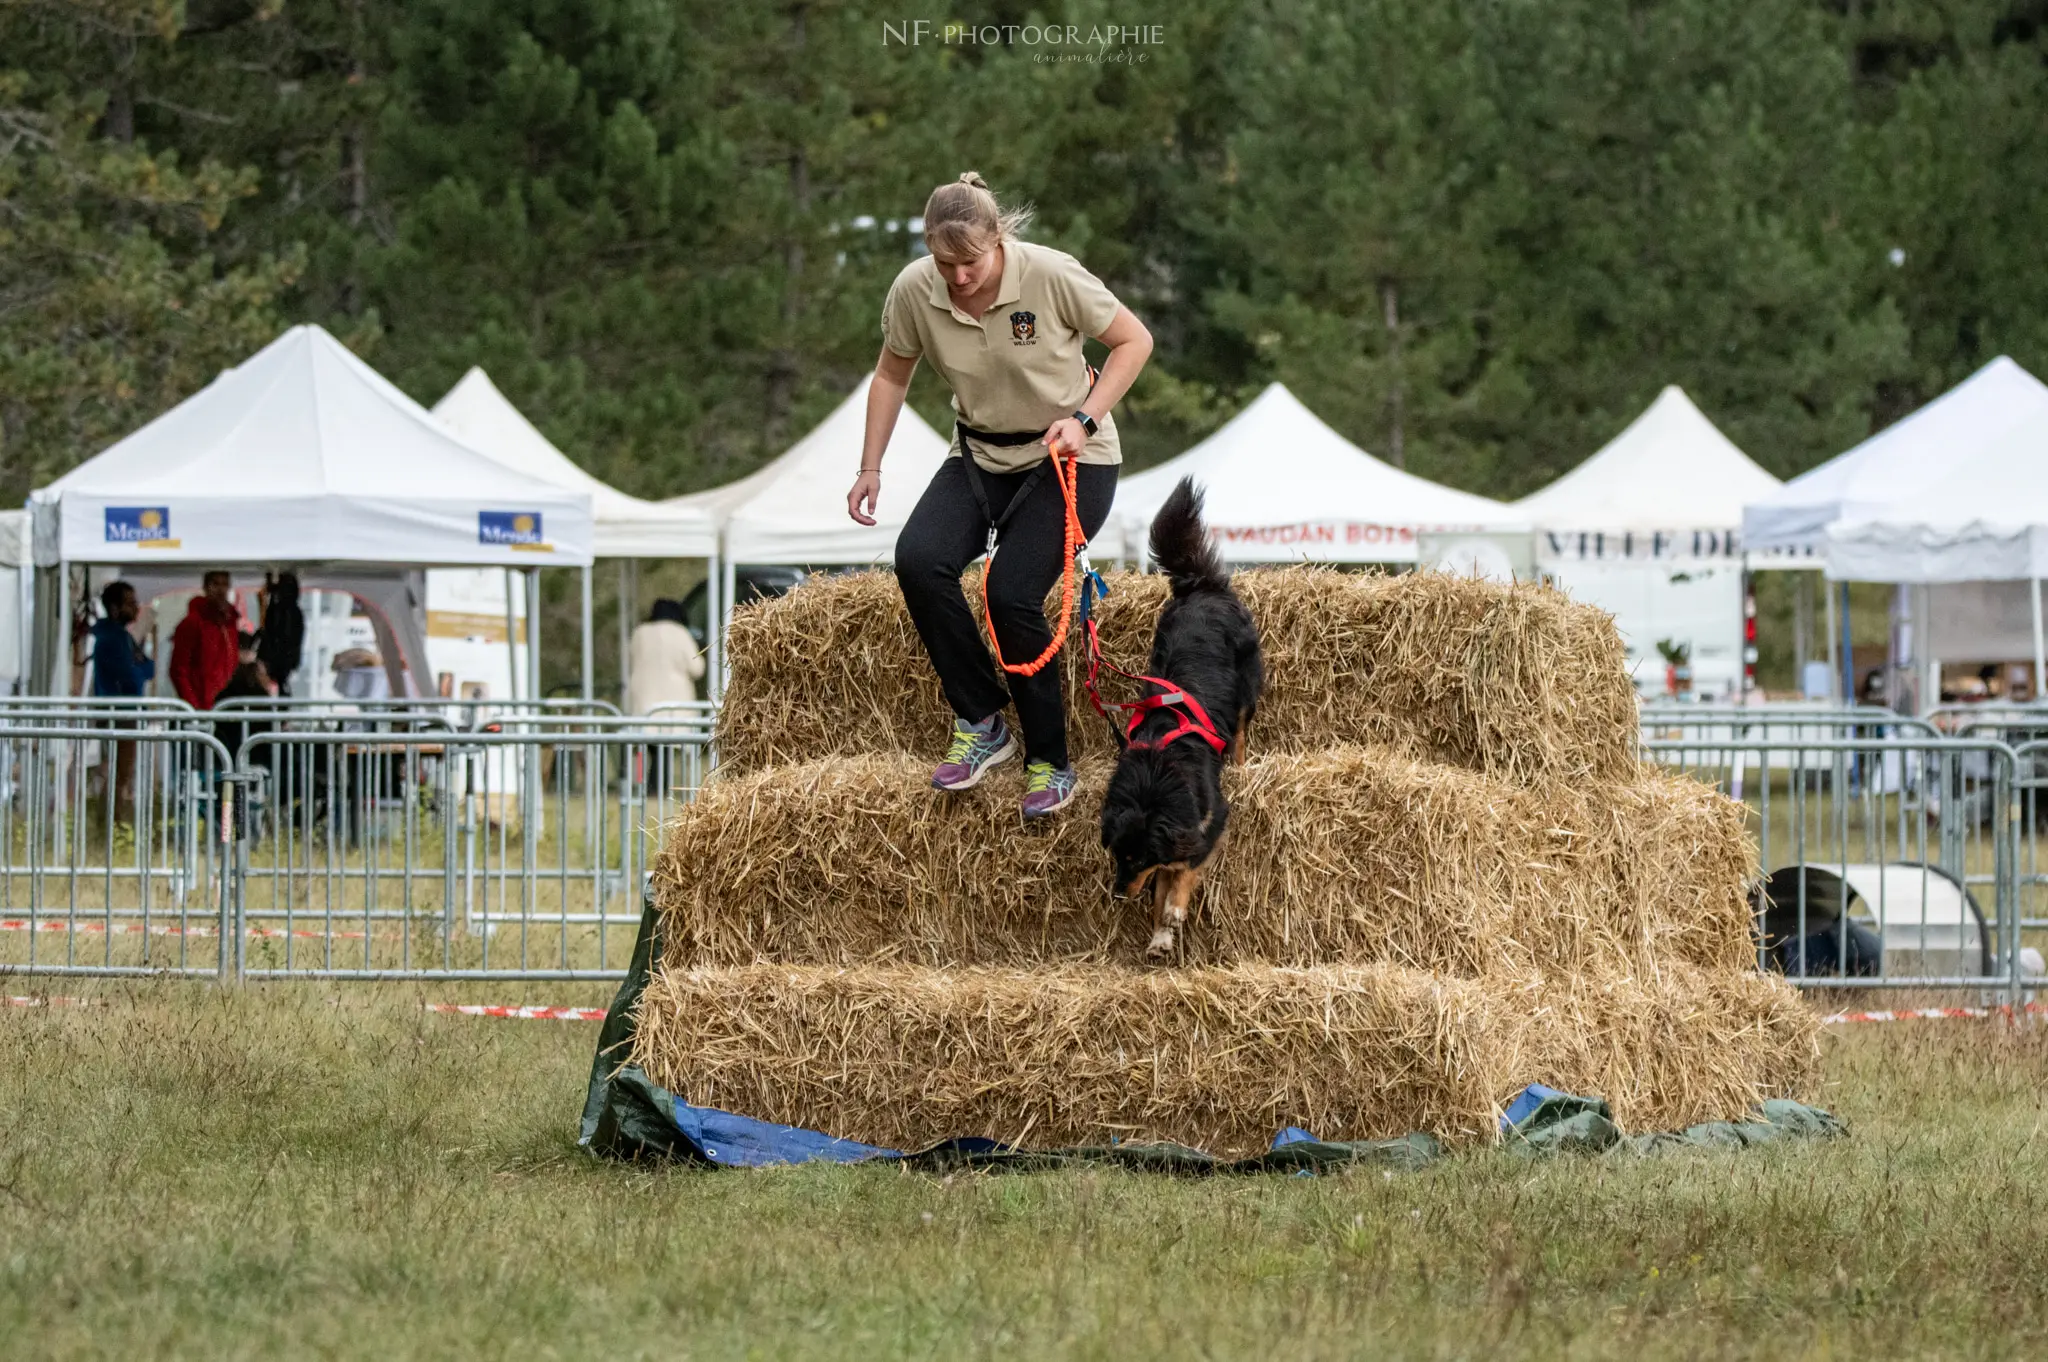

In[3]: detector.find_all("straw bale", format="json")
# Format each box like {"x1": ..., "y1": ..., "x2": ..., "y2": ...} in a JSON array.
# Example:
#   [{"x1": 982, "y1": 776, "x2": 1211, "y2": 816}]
[
  {"x1": 715, "y1": 567, "x2": 1636, "y2": 782},
  {"x1": 652, "y1": 747, "x2": 1753, "y2": 977},
  {"x1": 1599, "y1": 766, "x2": 1760, "y2": 973},
  {"x1": 1485, "y1": 965, "x2": 1821, "y2": 1135},
  {"x1": 627, "y1": 962, "x2": 1817, "y2": 1156}
]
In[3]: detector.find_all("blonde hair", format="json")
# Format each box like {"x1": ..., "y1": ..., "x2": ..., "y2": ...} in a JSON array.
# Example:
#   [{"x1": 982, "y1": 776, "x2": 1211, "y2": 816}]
[{"x1": 922, "y1": 171, "x2": 1034, "y2": 259}]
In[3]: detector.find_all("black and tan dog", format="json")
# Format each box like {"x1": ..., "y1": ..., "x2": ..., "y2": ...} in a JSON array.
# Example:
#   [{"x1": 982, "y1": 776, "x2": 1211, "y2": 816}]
[{"x1": 1100, "y1": 477, "x2": 1264, "y2": 959}]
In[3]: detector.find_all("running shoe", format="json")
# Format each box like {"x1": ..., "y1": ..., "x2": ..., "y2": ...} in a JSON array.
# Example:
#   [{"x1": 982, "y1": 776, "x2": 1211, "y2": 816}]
[
  {"x1": 1021, "y1": 760, "x2": 1080, "y2": 819},
  {"x1": 931, "y1": 715, "x2": 1017, "y2": 791}
]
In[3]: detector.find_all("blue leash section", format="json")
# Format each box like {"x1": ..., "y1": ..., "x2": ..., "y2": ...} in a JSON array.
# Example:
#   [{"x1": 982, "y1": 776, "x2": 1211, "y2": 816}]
[{"x1": 1075, "y1": 557, "x2": 1125, "y2": 745}]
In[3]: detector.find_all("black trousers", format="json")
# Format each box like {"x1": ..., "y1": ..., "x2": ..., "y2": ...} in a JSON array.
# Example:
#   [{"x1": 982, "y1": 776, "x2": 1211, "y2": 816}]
[{"x1": 896, "y1": 455, "x2": 1117, "y2": 768}]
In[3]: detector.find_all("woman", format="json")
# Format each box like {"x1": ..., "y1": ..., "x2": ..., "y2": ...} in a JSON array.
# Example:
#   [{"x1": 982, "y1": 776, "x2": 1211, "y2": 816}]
[
  {"x1": 627, "y1": 598, "x2": 706, "y2": 715},
  {"x1": 847, "y1": 172, "x2": 1153, "y2": 819}
]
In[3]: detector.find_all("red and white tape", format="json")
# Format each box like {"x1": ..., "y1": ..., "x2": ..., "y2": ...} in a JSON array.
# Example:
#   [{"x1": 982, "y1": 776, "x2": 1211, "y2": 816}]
[
  {"x1": 422, "y1": 1003, "x2": 608, "y2": 1021},
  {"x1": 6, "y1": 995, "x2": 601, "y2": 1019},
  {"x1": 1822, "y1": 1001, "x2": 2048, "y2": 1025},
  {"x1": 1, "y1": 918, "x2": 366, "y2": 942}
]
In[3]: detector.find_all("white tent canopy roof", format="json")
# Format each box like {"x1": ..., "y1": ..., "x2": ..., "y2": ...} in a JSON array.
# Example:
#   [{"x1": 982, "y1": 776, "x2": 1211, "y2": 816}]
[
  {"x1": 431, "y1": 368, "x2": 715, "y2": 558},
  {"x1": 1825, "y1": 415, "x2": 2048, "y2": 582},
  {"x1": 1108, "y1": 383, "x2": 1520, "y2": 563},
  {"x1": 1743, "y1": 356, "x2": 2048, "y2": 556},
  {"x1": 1515, "y1": 386, "x2": 1780, "y2": 541},
  {"x1": 32, "y1": 325, "x2": 593, "y2": 567},
  {"x1": 671, "y1": 375, "x2": 951, "y2": 564}
]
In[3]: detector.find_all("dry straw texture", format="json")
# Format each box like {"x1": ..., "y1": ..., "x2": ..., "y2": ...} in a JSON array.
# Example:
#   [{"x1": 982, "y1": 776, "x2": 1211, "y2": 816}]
[
  {"x1": 716, "y1": 567, "x2": 1638, "y2": 782},
  {"x1": 654, "y1": 747, "x2": 1753, "y2": 976},
  {"x1": 629, "y1": 962, "x2": 1817, "y2": 1156},
  {"x1": 1603, "y1": 767, "x2": 1760, "y2": 973},
  {"x1": 645, "y1": 555, "x2": 1787, "y2": 1152}
]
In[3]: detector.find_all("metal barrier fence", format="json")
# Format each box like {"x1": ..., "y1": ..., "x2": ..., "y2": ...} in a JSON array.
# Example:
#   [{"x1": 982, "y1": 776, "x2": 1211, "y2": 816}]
[
  {"x1": 1926, "y1": 703, "x2": 2048, "y2": 745},
  {"x1": 6, "y1": 695, "x2": 2046, "y2": 999},
  {"x1": 1638, "y1": 706, "x2": 1939, "y2": 802},
  {"x1": 210, "y1": 695, "x2": 625, "y2": 729},
  {"x1": 0, "y1": 725, "x2": 237, "y2": 979},
  {"x1": 1643, "y1": 734, "x2": 2029, "y2": 999},
  {"x1": 0, "y1": 720, "x2": 711, "y2": 981}
]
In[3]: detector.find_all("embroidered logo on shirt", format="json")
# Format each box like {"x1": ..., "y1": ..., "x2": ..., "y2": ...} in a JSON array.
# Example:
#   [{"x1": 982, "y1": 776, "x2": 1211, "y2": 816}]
[{"x1": 1010, "y1": 310, "x2": 1037, "y2": 344}]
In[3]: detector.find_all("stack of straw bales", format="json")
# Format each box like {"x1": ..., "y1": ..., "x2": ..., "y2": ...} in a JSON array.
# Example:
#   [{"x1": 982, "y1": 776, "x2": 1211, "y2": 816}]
[{"x1": 638, "y1": 567, "x2": 1816, "y2": 1156}]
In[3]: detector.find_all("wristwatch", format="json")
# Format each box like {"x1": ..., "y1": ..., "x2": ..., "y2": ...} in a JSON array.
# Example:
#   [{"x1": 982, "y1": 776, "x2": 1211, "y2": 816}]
[{"x1": 1071, "y1": 410, "x2": 1099, "y2": 437}]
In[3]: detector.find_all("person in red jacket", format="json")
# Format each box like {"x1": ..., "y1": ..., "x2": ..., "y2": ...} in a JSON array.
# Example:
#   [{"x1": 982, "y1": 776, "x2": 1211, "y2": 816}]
[{"x1": 169, "y1": 571, "x2": 242, "y2": 710}]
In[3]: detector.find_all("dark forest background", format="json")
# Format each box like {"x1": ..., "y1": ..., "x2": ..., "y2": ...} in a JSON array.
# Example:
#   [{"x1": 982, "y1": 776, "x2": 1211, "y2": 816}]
[{"x1": 4, "y1": 0, "x2": 2044, "y2": 689}]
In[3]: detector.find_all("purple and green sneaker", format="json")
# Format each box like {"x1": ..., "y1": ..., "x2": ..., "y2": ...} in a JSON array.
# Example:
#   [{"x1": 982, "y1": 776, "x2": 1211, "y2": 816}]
[
  {"x1": 931, "y1": 715, "x2": 1017, "y2": 791},
  {"x1": 1021, "y1": 760, "x2": 1080, "y2": 820}
]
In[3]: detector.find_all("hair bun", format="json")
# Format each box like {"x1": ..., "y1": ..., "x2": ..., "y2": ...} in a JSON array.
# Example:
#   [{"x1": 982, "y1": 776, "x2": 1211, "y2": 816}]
[{"x1": 957, "y1": 170, "x2": 989, "y2": 190}]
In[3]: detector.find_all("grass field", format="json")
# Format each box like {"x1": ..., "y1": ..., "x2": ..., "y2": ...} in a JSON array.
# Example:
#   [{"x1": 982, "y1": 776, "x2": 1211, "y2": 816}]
[{"x1": 4, "y1": 982, "x2": 2048, "y2": 1359}]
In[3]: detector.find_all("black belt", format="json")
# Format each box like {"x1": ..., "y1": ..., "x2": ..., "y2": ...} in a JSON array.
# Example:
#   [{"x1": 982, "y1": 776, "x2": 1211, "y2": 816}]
[
  {"x1": 955, "y1": 420, "x2": 1047, "y2": 449},
  {"x1": 955, "y1": 365, "x2": 1098, "y2": 551},
  {"x1": 955, "y1": 421, "x2": 1055, "y2": 553}
]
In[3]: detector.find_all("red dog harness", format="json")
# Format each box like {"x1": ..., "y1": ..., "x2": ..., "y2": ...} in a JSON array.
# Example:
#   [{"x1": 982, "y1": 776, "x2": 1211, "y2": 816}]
[{"x1": 1078, "y1": 571, "x2": 1230, "y2": 755}]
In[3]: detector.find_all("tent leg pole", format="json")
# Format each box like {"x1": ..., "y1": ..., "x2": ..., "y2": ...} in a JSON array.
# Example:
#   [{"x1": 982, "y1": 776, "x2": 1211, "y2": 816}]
[
  {"x1": 1740, "y1": 551, "x2": 1753, "y2": 700},
  {"x1": 1791, "y1": 569, "x2": 1807, "y2": 691},
  {"x1": 1822, "y1": 574, "x2": 1838, "y2": 705},
  {"x1": 502, "y1": 569, "x2": 521, "y2": 703},
  {"x1": 1839, "y1": 581, "x2": 1854, "y2": 708},
  {"x1": 2032, "y1": 579, "x2": 2045, "y2": 706},
  {"x1": 720, "y1": 557, "x2": 736, "y2": 702},
  {"x1": 526, "y1": 568, "x2": 542, "y2": 703},
  {"x1": 617, "y1": 560, "x2": 632, "y2": 711},
  {"x1": 16, "y1": 554, "x2": 30, "y2": 696},
  {"x1": 579, "y1": 564, "x2": 594, "y2": 707},
  {"x1": 54, "y1": 557, "x2": 71, "y2": 699},
  {"x1": 705, "y1": 551, "x2": 722, "y2": 705},
  {"x1": 523, "y1": 567, "x2": 542, "y2": 863}
]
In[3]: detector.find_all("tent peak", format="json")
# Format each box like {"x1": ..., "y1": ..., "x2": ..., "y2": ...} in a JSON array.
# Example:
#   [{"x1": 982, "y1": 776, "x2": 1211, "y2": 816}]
[{"x1": 1513, "y1": 381, "x2": 1777, "y2": 532}]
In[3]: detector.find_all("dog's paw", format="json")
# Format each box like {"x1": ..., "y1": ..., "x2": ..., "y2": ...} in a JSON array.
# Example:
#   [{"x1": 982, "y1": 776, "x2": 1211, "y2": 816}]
[{"x1": 1146, "y1": 926, "x2": 1177, "y2": 960}]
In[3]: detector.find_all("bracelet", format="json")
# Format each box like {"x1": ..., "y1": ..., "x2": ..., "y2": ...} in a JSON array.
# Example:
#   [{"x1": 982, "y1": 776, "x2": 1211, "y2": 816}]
[{"x1": 860, "y1": 466, "x2": 882, "y2": 474}]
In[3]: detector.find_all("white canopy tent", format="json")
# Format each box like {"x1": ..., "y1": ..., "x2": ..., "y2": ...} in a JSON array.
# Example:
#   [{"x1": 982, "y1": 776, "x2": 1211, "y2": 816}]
[
  {"x1": 676, "y1": 375, "x2": 951, "y2": 563},
  {"x1": 431, "y1": 367, "x2": 717, "y2": 706},
  {"x1": 1825, "y1": 413, "x2": 2048, "y2": 702},
  {"x1": 668, "y1": 375, "x2": 951, "y2": 689},
  {"x1": 434, "y1": 367, "x2": 715, "y2": 559},
  {"x1": 1105, "y1": 383, "x2": 1521, "y2": 565},
  {"x1": 1515, "y1": 386, "x2": 1783, "y2": 700},
  {"x1": 1517, "y1": 387, "x2": 1780, "y2": 551},
  {"x1": 1826, "y1": 416, "x2": 2048, "y2": 583},
  {"x1": 1744, "y1": 356, "x2": 2048, "y2": 556},
  {"x1": 1737, "y1": 355, "x2": 2048, "y2": 709},
  {"x1": 29, "y1": 324, "x2": 593, "y2": 700}
]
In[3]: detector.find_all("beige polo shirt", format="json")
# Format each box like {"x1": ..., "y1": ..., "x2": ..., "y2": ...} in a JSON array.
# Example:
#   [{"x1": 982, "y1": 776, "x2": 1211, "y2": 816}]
[{"x1": 881, "y1": 239, "x2": 1123, "y2": 473}]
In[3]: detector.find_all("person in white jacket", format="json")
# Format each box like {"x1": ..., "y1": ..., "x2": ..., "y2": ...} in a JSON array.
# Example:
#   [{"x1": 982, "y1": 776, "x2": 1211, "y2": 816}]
[{"x1": 626, "y1": 599, "x2": 705, "y2": 716}]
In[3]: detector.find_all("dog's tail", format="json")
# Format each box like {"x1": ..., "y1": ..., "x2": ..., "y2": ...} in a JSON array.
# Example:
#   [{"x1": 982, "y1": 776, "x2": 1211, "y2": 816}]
[{"x1": 1148, "y1": 477, "x2": 1229, "y2": 597}]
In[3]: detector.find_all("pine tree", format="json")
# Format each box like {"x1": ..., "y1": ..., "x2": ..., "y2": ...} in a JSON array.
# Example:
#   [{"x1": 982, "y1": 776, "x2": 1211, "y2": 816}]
[{"x1": 0, "y1": 0, "x2": 295, "y2": 502}]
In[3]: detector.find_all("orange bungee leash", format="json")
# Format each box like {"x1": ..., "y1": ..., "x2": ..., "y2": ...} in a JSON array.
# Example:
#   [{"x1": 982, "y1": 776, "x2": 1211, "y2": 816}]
[
  {"x1": 976, "y1": 441, "x2": 1086, "y2": 677},
  {"x1": 955, "y1": 369, "x2": 1096, "y2": 678},
  {"x1": 957, "y1": 411, "x2": 1226, "y2": 757}
]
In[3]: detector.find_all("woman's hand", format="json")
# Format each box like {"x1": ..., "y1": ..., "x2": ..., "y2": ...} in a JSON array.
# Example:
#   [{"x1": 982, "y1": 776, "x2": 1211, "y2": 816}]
[
  {"x1": 847, "y1": 469, "x2": 882, "y2": 526},
  {"x1": 1043, "y1": 417, "x2": 1088, "y2": 459}
]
